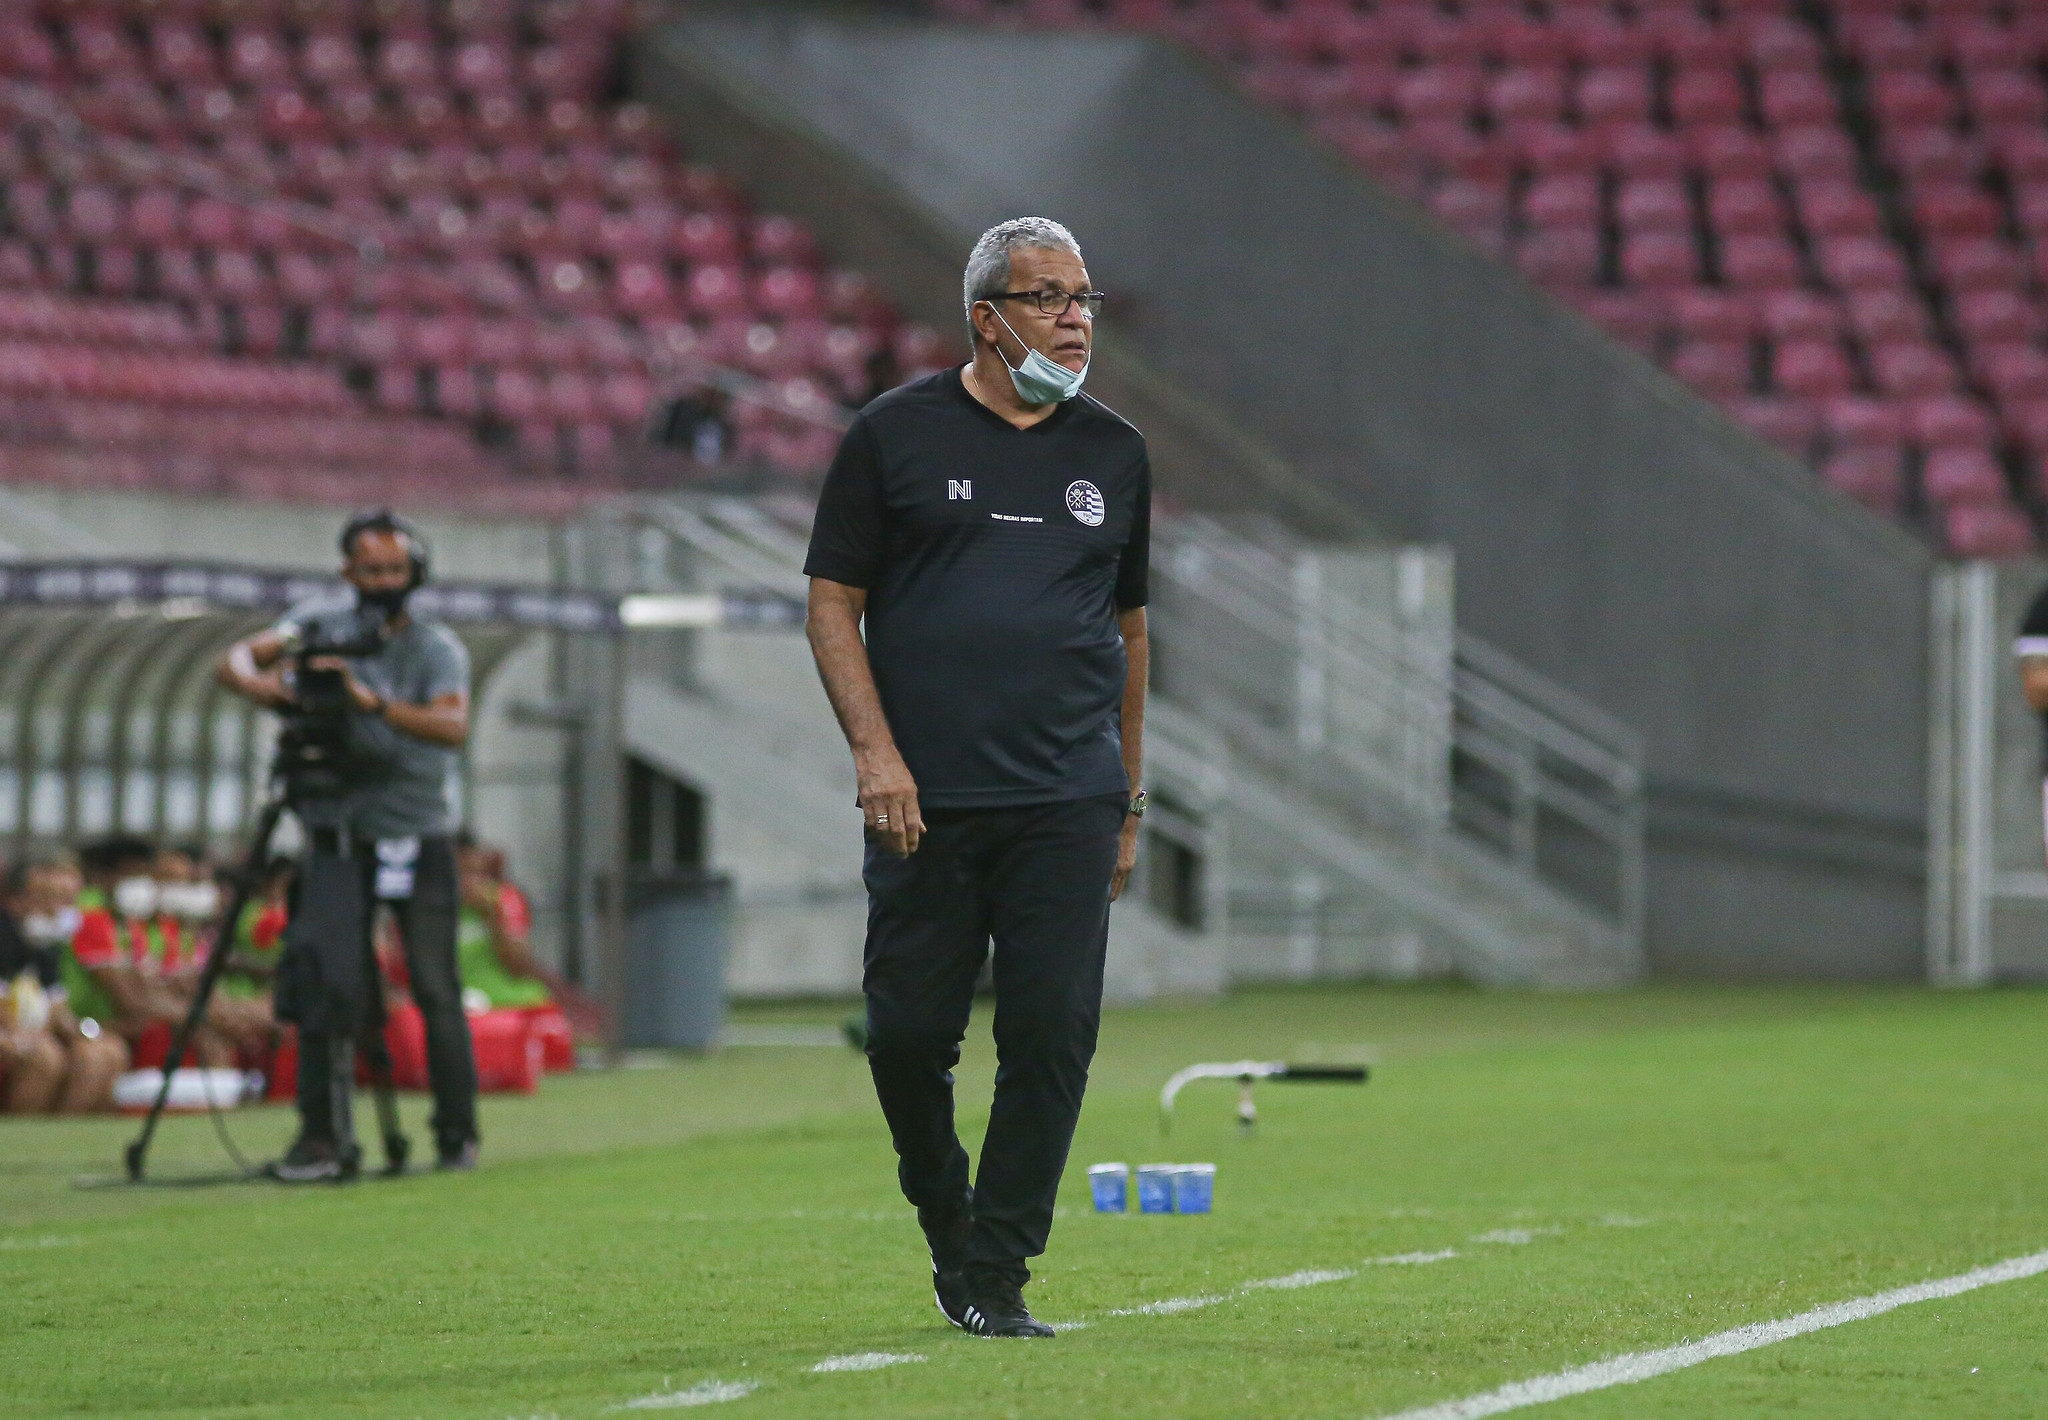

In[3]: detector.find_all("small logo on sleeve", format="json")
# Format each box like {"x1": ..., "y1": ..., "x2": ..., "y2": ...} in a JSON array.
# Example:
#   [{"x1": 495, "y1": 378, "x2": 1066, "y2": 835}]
[
  {"x1": 948, "y1": 480, "x2": 972, "y2": 500},
  {"x1": 1065, "y1": 480, "x2": 1105, "y2": 527}
]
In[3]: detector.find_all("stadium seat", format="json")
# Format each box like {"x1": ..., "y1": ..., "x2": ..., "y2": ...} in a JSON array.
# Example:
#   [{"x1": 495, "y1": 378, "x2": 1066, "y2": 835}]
[
  {"x1": 1820, "y1": 446, "x2": 1905, "y2": 513},
  {"x1": 1922, "y1": 447, "x2": 2008, "y2": 506},
  {"x1": 1943, "y1": 502, "x2": 2035, "y2": 558}
]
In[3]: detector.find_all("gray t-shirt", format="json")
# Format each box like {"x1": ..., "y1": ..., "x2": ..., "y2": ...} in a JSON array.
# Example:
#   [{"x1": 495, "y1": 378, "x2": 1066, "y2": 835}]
[{"x1": 277, "y1": 594, "x2": 470, "y2": 838}]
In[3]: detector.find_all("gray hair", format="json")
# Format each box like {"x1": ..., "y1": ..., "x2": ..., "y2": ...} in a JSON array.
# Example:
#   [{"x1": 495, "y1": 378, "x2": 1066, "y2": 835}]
[{"x1": 962, "y1": 217, "x2": 1082, "y2": 339}]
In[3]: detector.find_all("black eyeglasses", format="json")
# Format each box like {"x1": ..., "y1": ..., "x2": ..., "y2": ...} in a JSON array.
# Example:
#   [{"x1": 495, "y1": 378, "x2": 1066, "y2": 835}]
[{"x1": 992, "y1": 288, "x2": 1105, "y2": 318}]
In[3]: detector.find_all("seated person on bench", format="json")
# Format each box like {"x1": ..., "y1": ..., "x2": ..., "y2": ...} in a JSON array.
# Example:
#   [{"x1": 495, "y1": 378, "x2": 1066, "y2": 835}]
[
  {"x1": 2, "y1": 853, "x2": 125, "y2": 1113},
  {"x1": 64, "y1": 836, "x2": 237, "y2": 1069},
  {"x1": 454, "y1": 838, "x2": 550, "y2": 1012}
]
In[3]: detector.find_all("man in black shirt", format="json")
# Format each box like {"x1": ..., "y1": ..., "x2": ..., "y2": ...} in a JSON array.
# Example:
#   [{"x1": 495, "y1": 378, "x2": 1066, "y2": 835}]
[{"x1": 805, "y1": 217, "x2": 1148, "y2": 1339}]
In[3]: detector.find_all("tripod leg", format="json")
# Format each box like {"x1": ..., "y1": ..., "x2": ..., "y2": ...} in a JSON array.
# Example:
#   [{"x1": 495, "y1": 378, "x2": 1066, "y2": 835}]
[
  {"x1": 125, "y1": 798, "x2": 287, "y2": 1182},
  {"x1": 358, "y1": 915, "x2": 409, "y2": 1176}
]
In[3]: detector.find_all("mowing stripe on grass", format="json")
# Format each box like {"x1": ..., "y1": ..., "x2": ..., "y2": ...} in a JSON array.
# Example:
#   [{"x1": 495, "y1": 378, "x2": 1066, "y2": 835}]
[{"x1": 1371, "y1": 1247, "x2": 2048, "y2": 1420}]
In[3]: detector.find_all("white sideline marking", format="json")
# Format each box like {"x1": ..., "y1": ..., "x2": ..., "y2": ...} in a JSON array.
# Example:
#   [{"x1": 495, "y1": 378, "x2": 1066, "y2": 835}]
[
  {"x1": 1245, "y1": 1268, "x2": 1358, "y2": 1290},
  {"x1": 616, "y1": 1380, "x2": 757, "y2": 1409},
  {"x1": 1469, "y1": 1229, "x2": 1558, "y2": 1246},
  {"x1": 1109, "y1": 1293, "x2": 1228, "y2": 1316},
  {"x1": 1112, "y1": 1248, "x2": 1459, "y2": 1318},
  {"x1": 810, "y1": 1353, "x2": 925, "y2": 1373},
  {"x1": 1370, "y1": 1247, "x2": 2048, "y2": 1420}
]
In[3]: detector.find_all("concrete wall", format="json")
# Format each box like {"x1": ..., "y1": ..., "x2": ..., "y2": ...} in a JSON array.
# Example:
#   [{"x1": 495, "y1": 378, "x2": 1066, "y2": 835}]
[{"x1": 645, "y1": 12, "x2": 1935, "y2": 978}]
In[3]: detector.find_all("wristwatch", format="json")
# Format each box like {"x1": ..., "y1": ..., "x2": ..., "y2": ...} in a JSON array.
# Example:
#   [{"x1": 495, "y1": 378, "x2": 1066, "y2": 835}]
[{"x1": 1127, "y1": 788, "x2": 1147, "y2": 819}]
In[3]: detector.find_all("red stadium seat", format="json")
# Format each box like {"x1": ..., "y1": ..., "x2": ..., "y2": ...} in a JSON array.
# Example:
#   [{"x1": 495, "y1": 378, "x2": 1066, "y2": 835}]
[
  {"x1": 1514, "y1": 228, "x2": 1600, "y2": 288},
  {"x1": 1574, "y1": 67, "x2": 1651, "y2": 129},
  {"x1": 1623, "y1": 232, "x2": 1698, "y2": 289},
  {"x1": 1931, "y1": 237, "x2": 2025, "y2": 292},
  {"x1": 1691, "y1": 126, "x2": 1774, "y2": 181},
  {"x1": 1816, "y1": 236, "x2": 1909, "y2": 291},
  {"x1": 1707, "y1": 180, "x2": 1783, "y2": 237},
  {"x1": 1720, "y1": 234, "x2": 1803, "y2": 289},
  {"x1": 1523, "y1": 175, "x2": 1601, "y2": 228},
  {"x1": 1823, "y1": 396, "x2": 1908, "y2": 450},
  {"x1": 1615, "y1": 179, "x2": 1689, "y2": 232},
  {"x1": 1772, "y1": 340, "x2": 1855, "y2": 399},
  {"x1": 1922, "y1": 447, "x2": 2009, "y2": 506},
  {"x1": 1844, "y1": 288, "x2": 1931, "y2": 344},
  {"x1": 1974, "y1": 344, "x2": 2048, "y2": 405},
  {"x1": 1952, "y1": 290, "x2": 2042, "y2": 345},
  {"x1": 1484, "y1": 67, "x2": 1566, "y2": 125},
  {"x1": 1821, "y1": 446, "x2": 1905, "y2": 514},
  {"x1": 1962, "y1": 68, "x2": 2046, "y2": 128},
  {"x1": 1731, "y1": 396, "x2": 1820, "y2": 457},
  {"x1": 1669, "y1": 340, "x2": 1751, "y2": 398},
  {"x1": 1912, "y1": 395, "x2": 2001, "y2": 450},
  {"x1": 1793, "y1": 180, "x2": 1884, "y2": 239},
  {"x1": 1943, "y1": 502, "x2": 2035, "y2": 559},
  {"x1": 1759, "y1": 71, "x2": 1839, "y2": 128},
  {"x1": 1773, "y1": 126, "x2": 1858, "y2": 181},
  {"x1": 1759, "y1": 290, "x2": 1841, "y2": 343},
  {"x1": 1869, "y1": 342, "x2": 1959, "y2": 398},
  {"x1": 1606, "y1": 125, "x2": 1688, "y2": 180},
  {"x1": 1869, "y1": 71, "x2": 1958, "y2": 128},
  {"x1": 1671, "y1": 69, "x2": 1746, "y2": 127},
  {"x1": 1670, "y1": 289, "x2": 1754, "y2": 343}
]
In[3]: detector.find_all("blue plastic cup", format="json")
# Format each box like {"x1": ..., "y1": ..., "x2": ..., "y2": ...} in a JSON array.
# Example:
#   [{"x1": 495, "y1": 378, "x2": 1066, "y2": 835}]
[
  {"x1": 1088, "y1": 1162, "x2": 1129, "y2": 1213},
  {"x1": 1136, "y1": 1163, "x2": 1178, "y2": 1214},
  {"x1": 1173, "y1": 1164, "x2": 1215, "y2": 1215}
]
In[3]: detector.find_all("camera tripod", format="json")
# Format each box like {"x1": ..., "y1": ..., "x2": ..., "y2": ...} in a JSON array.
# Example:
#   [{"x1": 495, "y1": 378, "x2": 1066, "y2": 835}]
[{"x1": 123, "y1": 792, "x2": 411, "y2": 1184}]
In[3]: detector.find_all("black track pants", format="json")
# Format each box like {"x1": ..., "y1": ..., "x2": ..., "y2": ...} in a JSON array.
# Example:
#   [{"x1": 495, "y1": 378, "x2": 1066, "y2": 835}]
[
  {"x1": 861, "y1": 794, "x2": 1123, "y2": 1276},
  {"x1": 293, "y1": 835, "x2": 476, "y2": 1152}
]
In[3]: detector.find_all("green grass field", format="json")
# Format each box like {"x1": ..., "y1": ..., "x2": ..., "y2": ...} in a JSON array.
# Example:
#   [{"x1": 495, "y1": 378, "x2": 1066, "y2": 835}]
[{"x1": 4, "y1": 985, "x2": 2045, "y2": 1418}]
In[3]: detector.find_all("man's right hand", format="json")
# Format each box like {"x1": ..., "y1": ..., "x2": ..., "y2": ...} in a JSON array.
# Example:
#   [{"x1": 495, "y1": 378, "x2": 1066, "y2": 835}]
[{"x1": 857, "y1": 749, "x2": 924, "y2": 856}]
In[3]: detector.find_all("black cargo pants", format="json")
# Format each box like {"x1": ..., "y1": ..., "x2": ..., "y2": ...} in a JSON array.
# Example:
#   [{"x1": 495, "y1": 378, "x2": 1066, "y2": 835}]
[{"x1": 861, "y1": 794, "x2": 1123, "y2": 1280}]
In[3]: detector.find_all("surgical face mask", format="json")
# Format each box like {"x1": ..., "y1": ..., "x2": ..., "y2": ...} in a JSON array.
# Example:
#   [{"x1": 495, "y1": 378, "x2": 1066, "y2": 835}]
[
  {"x1": 113, "y1": 876, "x2": 160, "y2": 919},
  {"x1": 159, "y1": 881, "x2": 222, "y2": 921},
  {"x1": 357, "y1": 584, "x2": 412, "y2": 617},
  {"x1": 990, "y1": 307, "x2": 1089, "y2": 405},
  {"x1": 21, "y1": 907, "x2": 79, "y2": 948}
]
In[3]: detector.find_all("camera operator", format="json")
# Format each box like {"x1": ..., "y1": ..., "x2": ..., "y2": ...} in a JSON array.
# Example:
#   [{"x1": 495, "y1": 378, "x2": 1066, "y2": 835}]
[{"x1": 217, "y1": 510, "x2": 476, "y2": 1181}]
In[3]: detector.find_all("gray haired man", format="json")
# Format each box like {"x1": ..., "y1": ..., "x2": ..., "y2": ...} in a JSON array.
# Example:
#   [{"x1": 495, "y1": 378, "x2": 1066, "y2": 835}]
[{"x1": 804, "y1": 218, "x2": 1151, "y2": 1337}]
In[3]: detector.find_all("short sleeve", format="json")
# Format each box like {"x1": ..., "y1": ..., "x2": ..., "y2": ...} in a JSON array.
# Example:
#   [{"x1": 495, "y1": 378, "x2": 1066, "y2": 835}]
[
  {"x1": 251, "y1": 904, "x2": 287, "y2": 952},
  {"x1": 2018, "y1": 583, "x2": 2048, "y2": 659},
  {"x1": 802, "y1": 416, "x2": 888, "y2": 588},
  {"x1": 71, "y1": 911, "x2": 121, "y2": 970},
  {"x1": 422, "y1": 627, "x2": 470, "y2": 701},
  {"x1": 1114, "y1": 451, "x2": 1151, "y2": 611}
]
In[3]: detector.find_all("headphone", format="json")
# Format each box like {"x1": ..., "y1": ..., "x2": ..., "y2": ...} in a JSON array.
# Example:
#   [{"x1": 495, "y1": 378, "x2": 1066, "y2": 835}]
[{"x1": 338, "y1": 507, "x2": 431, "y2": 591}]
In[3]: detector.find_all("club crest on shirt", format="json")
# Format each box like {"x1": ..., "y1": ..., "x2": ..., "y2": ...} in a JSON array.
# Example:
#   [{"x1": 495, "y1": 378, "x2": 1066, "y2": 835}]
[{"x1": 1065, "y1": 480, "x2": 1106, "y2": 527}]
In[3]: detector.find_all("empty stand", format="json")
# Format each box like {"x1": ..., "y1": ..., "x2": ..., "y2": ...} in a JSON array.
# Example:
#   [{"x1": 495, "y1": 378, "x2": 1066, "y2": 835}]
[
  {"x1": 940, "y1": 0, "x2": 2048, "y2": 557},
  {"x1": 0, "y1": 0, "x2": 938, "y2": 508}
]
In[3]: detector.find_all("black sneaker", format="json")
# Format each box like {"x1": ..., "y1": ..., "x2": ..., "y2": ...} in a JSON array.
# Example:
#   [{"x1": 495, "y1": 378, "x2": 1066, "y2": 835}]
[
  {"x1": 436, "y1": 1139, "x2": 480, "y2": 1172},
  {"x1": 919, "y1": 1203, "x2": 972, "y2": 1328},
  {"x1": 960, "y1": 1274, "x2": 1055, "y2": 1339},
  {"x1": 264, "y1": 1136, "x2": 358, "y2": 1184}
]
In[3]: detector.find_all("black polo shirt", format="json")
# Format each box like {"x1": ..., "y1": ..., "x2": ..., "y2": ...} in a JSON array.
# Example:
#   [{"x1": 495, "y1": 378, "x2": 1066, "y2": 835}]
[{"x1": 804, "y1": 367, "x2": 1150, "y2": 808}]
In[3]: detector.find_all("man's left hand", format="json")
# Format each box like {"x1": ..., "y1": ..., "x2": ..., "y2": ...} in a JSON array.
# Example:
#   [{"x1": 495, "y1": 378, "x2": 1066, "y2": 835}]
[
  {"x1": 306, "y1": 656, "x2": 379, "y2": 715},
  {"x1": 1110, "y1": 814, "x2": 1139, "y2": 901}
]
